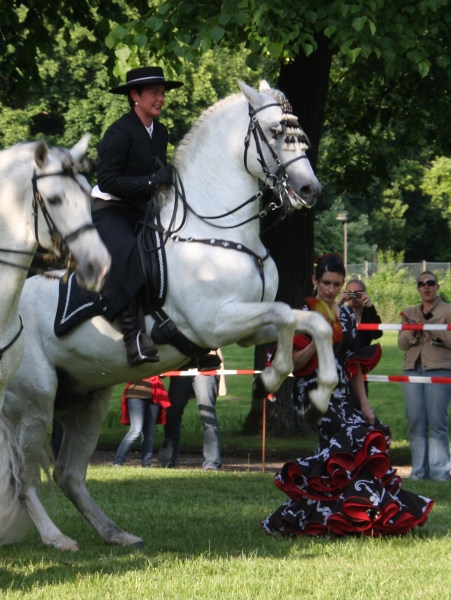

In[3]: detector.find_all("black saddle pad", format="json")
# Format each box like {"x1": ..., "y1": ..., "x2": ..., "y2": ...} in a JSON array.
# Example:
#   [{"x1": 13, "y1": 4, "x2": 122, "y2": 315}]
[{"x1": 54, "y1": 272, "x2": 104, "y2": 337}]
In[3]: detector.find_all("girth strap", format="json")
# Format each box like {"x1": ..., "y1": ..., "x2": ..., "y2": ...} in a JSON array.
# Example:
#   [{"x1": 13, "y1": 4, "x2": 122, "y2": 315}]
[
  {"x1": 171, "y1": 235, "x2": 270, "y2": 301},
  {"x1": 150, "y1": 308, "x2": 209, "y2": 359}
]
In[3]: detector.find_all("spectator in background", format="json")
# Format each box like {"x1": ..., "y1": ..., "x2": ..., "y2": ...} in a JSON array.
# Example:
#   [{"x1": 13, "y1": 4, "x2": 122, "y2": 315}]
[
  {"x1": 337, "y1": 279, "x2": 383, "y2": 348},
  {"x1": 114, "y1": 376, "x2": 170, "y2": 467},
  {"x1": 158, "y1": 350, "x2": 225, "y2": 471},
  {"x1": 398, "y1": 271, "x2": 451, "y2": 481},
  {"x1": 337, "y1": 279, "x2": 383, "y2": 403}
]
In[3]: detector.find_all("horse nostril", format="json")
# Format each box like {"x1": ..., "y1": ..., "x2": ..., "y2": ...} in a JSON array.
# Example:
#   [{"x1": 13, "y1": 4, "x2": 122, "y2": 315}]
[{"x1": 300, "y1": 185, "x2": 314, "y2": 199}]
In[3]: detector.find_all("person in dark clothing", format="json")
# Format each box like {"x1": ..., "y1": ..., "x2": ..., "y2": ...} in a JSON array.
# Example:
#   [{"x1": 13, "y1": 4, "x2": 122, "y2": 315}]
[
  {"x1": 91, "y1": 66, "x2": 183, "y2": 367},
  {"x1": 337, "y1": 279, "x2": 383, "y2": 404},
  {"x1": 337, "y1": 279, "x2": 383, "y2": 348}
]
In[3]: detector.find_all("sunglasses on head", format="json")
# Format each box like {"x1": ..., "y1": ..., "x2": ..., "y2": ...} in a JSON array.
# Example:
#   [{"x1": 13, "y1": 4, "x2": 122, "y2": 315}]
[{"x1": 417, "y1": 280, "x2": 437, "y2": 288}]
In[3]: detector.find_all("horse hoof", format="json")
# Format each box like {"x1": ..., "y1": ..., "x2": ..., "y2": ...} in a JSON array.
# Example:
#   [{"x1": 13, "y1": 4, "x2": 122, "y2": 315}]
[
  {"x1": 134, "y1": 541, "x2": 145, "y2": 551},
  {"x1": 57, "y1": 542, "x2": 79, "y2": 552},
  {"x1": 253, "y1": 375, "x2": 269, "y2": 401},
  {"x1": 300, "y1": 398, "x2": 324, "y2": 426}
]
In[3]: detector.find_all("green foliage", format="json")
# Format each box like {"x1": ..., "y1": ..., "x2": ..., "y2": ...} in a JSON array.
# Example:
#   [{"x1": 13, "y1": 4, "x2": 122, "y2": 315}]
[
  {"x1": 421, "y1": 156, "x2": 451, "y2": 218},
  {"x1": 317, "y1": 51, "x2": 451, "y2": 260},
  {"x1": 0, "y1": 25, "x2": 272, "y2": 167},
  {"x1": 3, "y1": 0, "x2": 451, "y2": 264},
  {"x1": 107, "y1": 0, "x2": 451, "y2": 82},
  {"x1": 0, "y1": 1, "x2": 123, "y2": 98},
  {"x1": 365, "y1": 251, "x2": 419, "y2": 323},
  {"x1": 314, "y1": 198, "x2": 374, "y2": 263}
]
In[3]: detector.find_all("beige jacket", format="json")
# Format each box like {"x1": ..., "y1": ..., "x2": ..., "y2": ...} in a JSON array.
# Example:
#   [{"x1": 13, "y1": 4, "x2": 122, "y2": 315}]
[{"x1": 398, "y1": 297, "x2": 451, "y2": 371}]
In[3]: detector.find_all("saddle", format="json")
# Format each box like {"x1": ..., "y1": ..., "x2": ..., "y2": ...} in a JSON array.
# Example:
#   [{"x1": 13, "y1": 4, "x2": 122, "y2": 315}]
[{"x1": 54, "y1": 220, "x2": 219, "y2": 368}]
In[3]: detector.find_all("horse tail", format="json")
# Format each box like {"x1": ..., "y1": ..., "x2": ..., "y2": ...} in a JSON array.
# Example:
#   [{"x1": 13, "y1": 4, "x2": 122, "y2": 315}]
[{"x1": 0, "y1": 414, "x2": 31, "y2": 545}]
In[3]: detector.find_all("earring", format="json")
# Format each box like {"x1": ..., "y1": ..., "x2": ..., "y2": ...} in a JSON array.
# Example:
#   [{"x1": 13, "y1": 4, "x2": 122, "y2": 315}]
[{"x1": 135, "y1": 101, "x2": 139, "y2": 106}]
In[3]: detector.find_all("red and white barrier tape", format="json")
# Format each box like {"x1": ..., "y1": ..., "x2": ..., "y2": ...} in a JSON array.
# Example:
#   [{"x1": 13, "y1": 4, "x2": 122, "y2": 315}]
[
  {"x1": 161, "y1": 322, "x2": 451, "y2": 381},
  {"x1": 162, "y1": 369, "x2": 257, "y2": 377},
  {"x1": 161, "y1": 369, "x2": 451, "y2": 384},
  {"x1": 364, "y1": 374, "x2": 451, "y2": 384},
  {"x1": 357, "y1": 323, "x2": 451, "y2": 331}
]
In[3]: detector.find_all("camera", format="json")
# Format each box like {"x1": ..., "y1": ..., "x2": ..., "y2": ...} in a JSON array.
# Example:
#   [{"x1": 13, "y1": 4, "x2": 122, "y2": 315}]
[{"x1": 346, "y1": 291, "x2": 361, "y2": 299}]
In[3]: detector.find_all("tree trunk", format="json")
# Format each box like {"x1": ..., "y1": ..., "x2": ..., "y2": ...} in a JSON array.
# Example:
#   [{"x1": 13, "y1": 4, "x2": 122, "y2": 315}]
[{"x1": 242, "y1": 34, "x2": 333, "y2": 436}]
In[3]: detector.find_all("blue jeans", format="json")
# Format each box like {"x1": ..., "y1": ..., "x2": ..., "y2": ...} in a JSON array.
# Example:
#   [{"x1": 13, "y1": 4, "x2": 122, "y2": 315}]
[
  {"x1": 402, "y1": 366, "x2": 451, "y2": 480},
  {"x1": 158, "y1": 376, "x2": 221, "y2": 470},
  {"x1": 114, "y1": 398, "x2": 160, "y2": 466}
]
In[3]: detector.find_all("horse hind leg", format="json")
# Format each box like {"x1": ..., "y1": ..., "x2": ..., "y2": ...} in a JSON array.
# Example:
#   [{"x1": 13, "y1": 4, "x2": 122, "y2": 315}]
[
  {"x1": 54, "y1": 387, "x2": 144, "y2": 549},
  {"x1": 3, "y1": 397, "x2": 80, "y2": 550},
  {"x1": 0, "y1": 413, "x2": 31, "y2": 545}
]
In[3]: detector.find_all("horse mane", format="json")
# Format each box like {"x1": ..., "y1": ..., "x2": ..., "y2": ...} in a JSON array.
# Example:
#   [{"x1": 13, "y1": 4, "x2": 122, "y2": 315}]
[
  {"x1": 174, "y1": 93, "x2": 241, "y2": 166},
  {"x1": 174, "y1": 85, "x2": 285, "y2": 167}
]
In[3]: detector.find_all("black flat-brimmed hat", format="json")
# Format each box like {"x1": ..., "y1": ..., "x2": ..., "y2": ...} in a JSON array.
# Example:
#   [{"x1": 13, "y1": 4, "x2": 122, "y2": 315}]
[{"x1": 109, "y1": 66, "x2": 183, "y2": 94}]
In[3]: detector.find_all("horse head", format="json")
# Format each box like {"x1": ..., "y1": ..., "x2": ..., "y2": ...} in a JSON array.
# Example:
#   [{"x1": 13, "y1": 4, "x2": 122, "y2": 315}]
[
  {"x1": 32, "y1": 136, "x2": 110, "y2": 291},
  {"x1": 237, "y1": 79, "x2": 321, "y2": 211}
]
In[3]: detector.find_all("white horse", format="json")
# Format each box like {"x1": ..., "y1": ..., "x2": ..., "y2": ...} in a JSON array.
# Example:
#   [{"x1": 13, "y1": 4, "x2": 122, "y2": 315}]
[
  {"x1": 0, "y1": 135, "x2": 111, "y2": 542},
  {"x1": 2, "y1": 80, "x2": 337, "y2": 550}
]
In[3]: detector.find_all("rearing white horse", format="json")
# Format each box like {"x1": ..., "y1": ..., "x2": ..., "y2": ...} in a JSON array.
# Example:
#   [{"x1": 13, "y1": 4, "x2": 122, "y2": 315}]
[{"x1": 2, "y1": 80, "x2": 337, "y2": 550}]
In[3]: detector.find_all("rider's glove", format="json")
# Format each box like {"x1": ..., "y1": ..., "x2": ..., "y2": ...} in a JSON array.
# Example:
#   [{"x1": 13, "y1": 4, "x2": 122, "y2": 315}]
[{"x1": 149, "y1": 166, "x2": 173, "y2": 189}]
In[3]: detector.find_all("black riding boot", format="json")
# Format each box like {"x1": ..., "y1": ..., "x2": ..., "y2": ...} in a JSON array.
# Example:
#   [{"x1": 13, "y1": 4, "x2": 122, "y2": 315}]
[{"x1": 119, "y1": 295, "x2": 160, "y2": 367}]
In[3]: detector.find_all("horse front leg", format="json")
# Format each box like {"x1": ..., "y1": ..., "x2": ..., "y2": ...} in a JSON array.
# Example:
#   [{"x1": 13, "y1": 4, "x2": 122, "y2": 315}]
[
  {"x1": 292, "y1": 309, "x2": 338, "y2": 422},
  {"x1": 217, "y1": 301, "x2": 298, "y2": 394},
  {"x1": 216, "y1": 303, "x2": 338, "y2": 424},
  {"x1": 2, "y1": 394, "x2": 79, "y2": 550}
]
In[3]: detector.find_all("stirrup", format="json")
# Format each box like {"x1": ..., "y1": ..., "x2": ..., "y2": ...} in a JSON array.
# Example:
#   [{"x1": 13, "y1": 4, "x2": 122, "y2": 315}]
[{"x1": 127, "y1": 332, "x2": 160, "y2": 367}]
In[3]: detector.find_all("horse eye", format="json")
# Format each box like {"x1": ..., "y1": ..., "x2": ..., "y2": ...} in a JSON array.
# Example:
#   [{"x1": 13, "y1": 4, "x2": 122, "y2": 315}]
[{"x1": 47, "y1": 195, "x2": 62, "y2": 206}]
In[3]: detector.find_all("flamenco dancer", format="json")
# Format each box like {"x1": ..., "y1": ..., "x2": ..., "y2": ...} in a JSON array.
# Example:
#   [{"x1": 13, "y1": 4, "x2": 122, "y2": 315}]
[{"x1": 261, "y1": 254, "x2": 434, "y2": 537}]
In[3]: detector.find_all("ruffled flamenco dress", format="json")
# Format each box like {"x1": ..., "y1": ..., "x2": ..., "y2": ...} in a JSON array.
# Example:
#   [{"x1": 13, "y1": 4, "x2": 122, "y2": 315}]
[{"x1": 261, "y1": 301, "x2": 434, "y2": 537}]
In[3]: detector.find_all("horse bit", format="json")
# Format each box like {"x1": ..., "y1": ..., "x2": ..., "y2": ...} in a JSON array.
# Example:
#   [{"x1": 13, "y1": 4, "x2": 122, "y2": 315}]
[{"x1": 0, "y1": 157, "x2": 95, "y2": 360}]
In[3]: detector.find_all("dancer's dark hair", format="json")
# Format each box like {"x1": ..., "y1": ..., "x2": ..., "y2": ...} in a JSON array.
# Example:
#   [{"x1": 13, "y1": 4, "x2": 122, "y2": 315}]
[{"x1": 314, "y1": 254, "x2": 346, "y2": 281}]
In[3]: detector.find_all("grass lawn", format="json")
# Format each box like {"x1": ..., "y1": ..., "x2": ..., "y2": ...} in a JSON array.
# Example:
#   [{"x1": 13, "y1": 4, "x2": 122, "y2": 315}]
[{"x1": 0, "y1": 467, "x2": 450, "y2": 599}]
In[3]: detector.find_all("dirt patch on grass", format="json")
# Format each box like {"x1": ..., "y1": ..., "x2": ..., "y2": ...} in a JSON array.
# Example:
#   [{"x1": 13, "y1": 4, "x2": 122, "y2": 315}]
[{"x1": 90, "y1": 449, "x2": 412, "y2": 477}]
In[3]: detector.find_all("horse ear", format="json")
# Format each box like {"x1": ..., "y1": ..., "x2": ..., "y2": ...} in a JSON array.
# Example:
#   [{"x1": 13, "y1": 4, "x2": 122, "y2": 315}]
[
  {"x1": 70, "y1": 133, "x2": 91, "y2": 162},
  {"x1": 259, "y1": 80, "x2": 271, "y2": 92},
  {"x1": 34, "y1": 139, "x2": 49, "y2": 169},
  {"x1": 236, "y1": 79, "x2": 266, "y2": 109}
]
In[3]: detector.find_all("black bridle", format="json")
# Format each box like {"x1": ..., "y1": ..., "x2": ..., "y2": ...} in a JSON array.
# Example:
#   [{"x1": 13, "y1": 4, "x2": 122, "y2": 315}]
[
  {"x1": 0, "y1": 163, "x2": 96, "y2": 360},
  {"x1": 0, "y1": 165, "x2": 95, "y2": 274},
  {"x1": 31, "y1": 167, "x2": 96, "y2": 260}
]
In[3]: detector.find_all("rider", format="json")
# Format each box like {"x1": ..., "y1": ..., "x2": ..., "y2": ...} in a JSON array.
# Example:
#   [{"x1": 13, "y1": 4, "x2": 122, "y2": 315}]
[{"x1": 92, "y1": 66, "x2": 183, "y2": 367}]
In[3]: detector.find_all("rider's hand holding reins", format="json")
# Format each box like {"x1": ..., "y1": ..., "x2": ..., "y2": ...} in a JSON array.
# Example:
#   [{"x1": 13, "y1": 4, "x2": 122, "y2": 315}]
[{"x1": 150, "y1": 166, "x2": 173, "y2": 189}]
